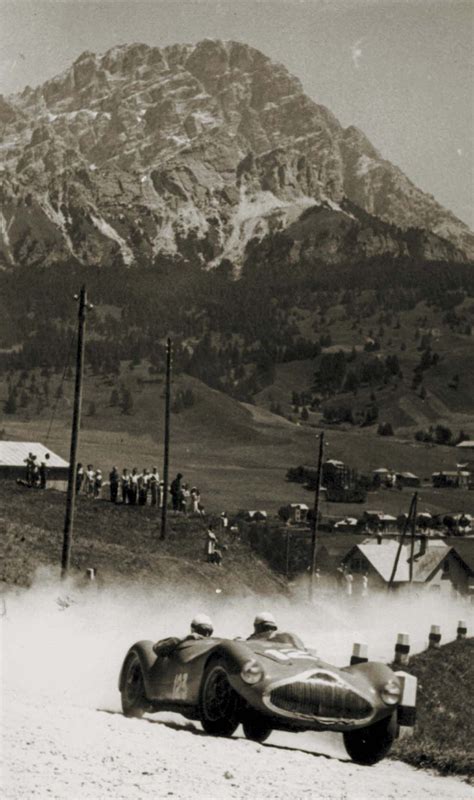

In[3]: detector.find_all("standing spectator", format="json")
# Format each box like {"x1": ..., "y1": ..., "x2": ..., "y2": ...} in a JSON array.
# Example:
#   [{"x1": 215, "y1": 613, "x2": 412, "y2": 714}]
[
  {"x1": 39, "y1": 453, "x2": 50, "y2": 490},
  {"x1": 129, "y1": 468, "x2": 139, "y2": 505},
  {"x1": 170, "y1": 473, "x2": 183, "y2": 512},
  {"x1": 94, "y1": 469, "x2": 103, "y2": 499},
  {"x1": 361, "y1": 571, "x2": 369, "y2": 598},
  {"x1": 181, "y1": 483, "x2": 191, "y2": 514},
  {"x1": 76, "y1": 463, "x2": 84, "y2": 495},
  {"x1": 345, "y1": 570, "x2": 354, "y2": 597},
  {"x1": 139, "y1": 468, "x2": 150, "y2": 506},
  {"x1": 24, "y1": 452, "x2": 34, "y2": 486},
  {"x1": 206, "y1": 526, "x2": 222, "y2": 565},
  {"x1": 109, "y1": 466, "x2": 120, "y2": 503},
  {"x1": 86, "y1": 465, "x2": 95, "y2": 497},
  {"x1": 121, "y1": 468, "x2": 130, "y2": 504},
  {"x1": 190, "y1": 487, "x2": 200, "y2": 514},
  {"x1": 149, "y1": 467, "x2": 159, "y2": 506},
  {"x1": 31, "y1": 456, "x2": 40, "y2": 487},
  {"x1": 220, "y1": 511, "x2": 229, "y2": 531},
  {"x1": 336, "y1": 562, "x2": 346, "y2": 592}
]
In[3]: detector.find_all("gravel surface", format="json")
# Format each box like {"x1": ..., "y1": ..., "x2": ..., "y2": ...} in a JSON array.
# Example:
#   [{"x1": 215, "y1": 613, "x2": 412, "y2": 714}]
[
  {"x1": 2, "y1": 582, "x2": 472, "y2": 799},
  {"x1": 3, "y1": 689, "x2": 472, "y2": 800}
]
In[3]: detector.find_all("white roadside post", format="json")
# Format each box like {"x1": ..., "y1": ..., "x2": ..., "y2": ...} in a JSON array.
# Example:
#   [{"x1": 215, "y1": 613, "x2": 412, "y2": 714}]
[
  {"x1": 428, "y1": 624, "x2": 441, "y2": 649},
  {"x1": 350, "y1": 642, "x2": 368, "y2": 665},
  {"x1": 395, "y1": 671, "x2": 417, "y2": 738},
  {"x1": 457, "y1": 620, "x2": 467, "y2": 640},
  {"x1": 394, "y1": 633, "x2": 410, "y2": 666}
]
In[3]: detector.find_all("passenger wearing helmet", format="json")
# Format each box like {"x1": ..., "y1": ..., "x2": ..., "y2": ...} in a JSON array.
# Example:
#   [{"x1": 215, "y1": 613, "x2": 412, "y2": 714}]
[
  {"x1": 247, "y1": 611, "x2": 278, "y2": 641},
  {"x1": 153, "y1": 614, "x2": 214, "y2": 657}
]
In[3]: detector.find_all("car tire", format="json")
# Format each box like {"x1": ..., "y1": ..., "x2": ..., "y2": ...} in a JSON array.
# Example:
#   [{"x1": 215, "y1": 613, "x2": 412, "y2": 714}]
[
  {"x1": 199, "y1": 658, "x2": 241, "y2": 737},
  {"x1": 242, "y1": 713, "x2": 272, "y2": 743},
  {"x1": 121, "y1": 653, "x2": 148, "y2": 718},
  {"x1": 343, "y1": 712, "x2": 398, "y2": 765}
]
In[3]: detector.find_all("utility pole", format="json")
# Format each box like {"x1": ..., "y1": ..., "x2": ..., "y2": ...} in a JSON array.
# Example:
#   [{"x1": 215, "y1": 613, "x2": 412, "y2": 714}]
[
  {"x1": 409, "y1": 492, "x2": 418, "y2": 583},
  {"x1": 309, "y1": 431, "x2": 325, "y2": 601},
  {"x1": 388, "y1": 492, "x2": 417, "y2": 590},
  {"x1": 61, "y1": 286, "x2": 90, "y2": 578},
  {"x1": 285, "y1": 526, "x2": 290, "y2": 580},
  {"x1": 160, "y1": 337, "x2": 172, "y2": 540}
]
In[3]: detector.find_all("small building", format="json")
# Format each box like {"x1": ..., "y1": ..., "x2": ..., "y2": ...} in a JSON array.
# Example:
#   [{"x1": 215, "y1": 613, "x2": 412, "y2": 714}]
[
  {"x1": 455, "y1": 441, "x2": 474, "y2": 471},
  {"x1": 372, "y1": 468, "x2": 395, "y2": 488},
  {"x1": 246, "y1": 510, "x2": 268, "y2": 522},
  {"x1": 396, "y1": 472, "x2": 421, "y2": 488},
  {"x1": 284, "y1": 503, "x2": 309, "y2": 524},
  {"x1": 322, "y1": 459, "x2": 348, "y2": 488},
  {"x1": 362, "y1": 510, "x2": 397, "y2": 532},
  {"x1": 333, "y1": 517, "x2": 358, "y2": 531},
  {"x1": 432, "y1": 470, "x2": 470, "y2": 489},
  {"x1": 0, "y1": 441, "x2": 69, "y2": 489}
]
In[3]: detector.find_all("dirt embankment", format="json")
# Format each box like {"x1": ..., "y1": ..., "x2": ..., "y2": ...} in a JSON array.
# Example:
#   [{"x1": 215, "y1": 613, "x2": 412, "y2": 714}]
[{"x1": 0, "y1": 481, "x2": 286, "y2": 594}]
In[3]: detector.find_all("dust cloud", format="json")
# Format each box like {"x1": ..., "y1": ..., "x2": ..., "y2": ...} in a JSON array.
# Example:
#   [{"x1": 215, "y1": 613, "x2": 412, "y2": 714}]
[{"x1": 1, "y1": 567, "x2": 471, "y2": 714}]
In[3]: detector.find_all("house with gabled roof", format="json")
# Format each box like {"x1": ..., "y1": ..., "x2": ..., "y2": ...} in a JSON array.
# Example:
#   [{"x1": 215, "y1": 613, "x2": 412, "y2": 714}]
[
  {"x1": 341, "y1": 538, "x2": 472, "y2": 594},
  {"x1": 449, "y1": 540, "x2": 474, "y2": 595}
]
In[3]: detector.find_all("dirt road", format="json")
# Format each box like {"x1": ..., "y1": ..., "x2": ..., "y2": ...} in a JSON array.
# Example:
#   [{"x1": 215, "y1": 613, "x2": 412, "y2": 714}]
[
  {"x1": 2, "y1": 581, "x2": 472, "y2": 799},
  {"x1": 3, "y1": 687, "x2": 472, "y2": 800}
]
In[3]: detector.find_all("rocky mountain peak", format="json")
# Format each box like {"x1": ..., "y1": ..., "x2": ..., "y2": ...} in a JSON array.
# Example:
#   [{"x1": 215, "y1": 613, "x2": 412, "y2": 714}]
[{"x1": 0, "y1": 38, "x2": 472, "y2": 270}]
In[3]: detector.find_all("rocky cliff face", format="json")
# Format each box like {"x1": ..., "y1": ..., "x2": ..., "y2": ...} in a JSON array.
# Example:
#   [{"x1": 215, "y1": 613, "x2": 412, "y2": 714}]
[{"x1": 0, "y1": 39, "x2": 472, "y2": 269}]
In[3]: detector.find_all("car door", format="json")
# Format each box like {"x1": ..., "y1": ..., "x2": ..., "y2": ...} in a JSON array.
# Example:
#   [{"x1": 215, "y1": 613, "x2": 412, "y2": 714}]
[{"x1": 149, "y1": 639, "x2": 215, "y2": 705}]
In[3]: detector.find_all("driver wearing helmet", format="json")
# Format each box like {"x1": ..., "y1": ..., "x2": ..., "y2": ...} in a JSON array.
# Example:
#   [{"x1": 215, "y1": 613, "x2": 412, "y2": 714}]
[
  {"x1": 188, "y1": 614, "x2": 214, "y2": 639},
  {"x1": 247, "y1": 611, "x2": 278, "y2": 641},
  {"x1": 153, "y1": 614, "x2": 214, "y2": 657}
]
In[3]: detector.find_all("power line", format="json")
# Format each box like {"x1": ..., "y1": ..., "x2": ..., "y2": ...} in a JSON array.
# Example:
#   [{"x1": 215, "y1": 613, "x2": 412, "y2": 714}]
[{"x1": 44, "y1": 328, "x2": 76, "y2": 444}]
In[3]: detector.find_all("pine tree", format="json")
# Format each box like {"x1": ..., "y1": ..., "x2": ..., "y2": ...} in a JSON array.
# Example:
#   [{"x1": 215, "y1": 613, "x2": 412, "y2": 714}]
[
  {"x1": 4, "y1": 391, "x2": 17, "y2": 414},
  {"x1": 121, "y1": 387, "x2": 134, "y2": 415}
]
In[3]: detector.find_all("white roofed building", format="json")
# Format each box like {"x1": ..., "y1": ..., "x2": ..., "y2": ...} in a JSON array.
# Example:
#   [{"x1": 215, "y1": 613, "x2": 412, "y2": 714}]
[{"x1": 0, "y1": 441, "x2": 69, "y2": 487}]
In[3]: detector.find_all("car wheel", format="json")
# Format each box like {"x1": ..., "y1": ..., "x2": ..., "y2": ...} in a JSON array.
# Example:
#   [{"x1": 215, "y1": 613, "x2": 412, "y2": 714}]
[
  {"x1": 242, "y1": 713, "x2": 272, "y2": 743},
  {"x1": 199, "y1": 658, "x2": 241, "y2": 736},
  {"x1": 121, "y1": 653, "x2": 148, "y2": 718},
  {"x1": 343, "y1": 713, "x2": 398, "y2": 765}
]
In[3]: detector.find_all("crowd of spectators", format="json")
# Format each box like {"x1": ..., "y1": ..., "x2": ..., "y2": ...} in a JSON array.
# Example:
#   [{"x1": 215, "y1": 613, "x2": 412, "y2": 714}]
[
  {"x1": 23, "y1": 451, "x2": 50, "y2": 489},
  {"x1": 75, "y1": 464, "x2": 204, "y2": 512}
]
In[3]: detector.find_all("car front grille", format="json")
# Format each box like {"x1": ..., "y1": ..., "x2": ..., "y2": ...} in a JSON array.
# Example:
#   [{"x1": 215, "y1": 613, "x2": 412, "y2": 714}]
[{"x1": 269, "y1": 678, "x2": 372, "y2": 720}]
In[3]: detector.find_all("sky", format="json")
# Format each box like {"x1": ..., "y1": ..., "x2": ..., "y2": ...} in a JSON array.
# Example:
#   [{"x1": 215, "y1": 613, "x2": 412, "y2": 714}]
[{"x1": 1, "y1": 0, "x2": 473, "y2": 228}]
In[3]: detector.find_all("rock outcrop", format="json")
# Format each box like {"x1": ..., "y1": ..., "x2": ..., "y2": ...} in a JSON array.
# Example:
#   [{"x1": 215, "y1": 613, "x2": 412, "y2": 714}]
[{"x1": 0, "y1": 39, "x2": 472, "y2": 269}]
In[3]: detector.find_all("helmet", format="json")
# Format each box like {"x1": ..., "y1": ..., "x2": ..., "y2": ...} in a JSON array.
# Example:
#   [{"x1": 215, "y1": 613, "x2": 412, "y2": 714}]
[
  {"x1": 191, "y1": 613, "x2": 213, "y2": 637},
  {"x1": 253, "y1": 611, "x2": 277, "y2": 632}
]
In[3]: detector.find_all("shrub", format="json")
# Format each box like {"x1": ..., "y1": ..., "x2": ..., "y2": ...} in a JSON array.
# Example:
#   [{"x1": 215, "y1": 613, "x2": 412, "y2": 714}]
[
  {"x1": 377, "y1": 422, "x2": 394, "y2": 436},
  {"x1": 434, "y1": 424, "x2": 452, "y2": 445}
]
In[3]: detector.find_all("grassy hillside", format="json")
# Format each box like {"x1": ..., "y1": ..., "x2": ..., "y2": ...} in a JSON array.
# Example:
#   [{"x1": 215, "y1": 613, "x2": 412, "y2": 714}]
[
  {"x1": 255, "y1": 298, "x2": 474, "y2": 435},
  {"x1": 0, "y1": 481, "x2": 287, "y2": 596},
  {"x1": 393, "y1": 638, "x2": 474, "y2": 778},
  {"x1": 1, "y1": 362, "x2": 473, "y2": 519}
]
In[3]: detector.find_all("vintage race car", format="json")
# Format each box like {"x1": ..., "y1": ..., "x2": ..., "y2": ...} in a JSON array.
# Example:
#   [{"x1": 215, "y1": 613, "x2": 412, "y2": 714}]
[{"x1": 119, "y1": 631, "x2": 417, "y2": 765}]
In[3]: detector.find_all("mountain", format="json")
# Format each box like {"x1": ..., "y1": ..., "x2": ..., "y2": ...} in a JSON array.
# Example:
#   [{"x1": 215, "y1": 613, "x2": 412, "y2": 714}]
[{"x1": 0, "y1": 39, "x2": 473, "y2": 269}]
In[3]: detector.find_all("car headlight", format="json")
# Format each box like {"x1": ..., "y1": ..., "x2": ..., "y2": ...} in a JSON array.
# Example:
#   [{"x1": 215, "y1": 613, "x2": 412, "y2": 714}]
[
  {"x1": 381, "y1": 679, "x2": 401, "y2": 705},
  {"x1": 240, "y1": 659, "x2": 264, "y2": 685}
]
